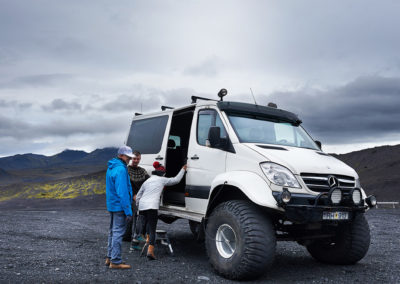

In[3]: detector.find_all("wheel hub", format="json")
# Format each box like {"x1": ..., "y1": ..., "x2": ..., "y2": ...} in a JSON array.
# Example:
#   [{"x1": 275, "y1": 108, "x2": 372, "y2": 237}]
[{"x1": 215, "y1": 224, "x2": 237, "y2": 258}]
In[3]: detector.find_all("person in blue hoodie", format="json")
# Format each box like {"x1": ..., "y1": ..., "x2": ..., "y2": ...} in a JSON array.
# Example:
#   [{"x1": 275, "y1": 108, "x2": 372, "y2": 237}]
[{"x1": 105, "y1": 146, "x2": 134, "y2": 269}]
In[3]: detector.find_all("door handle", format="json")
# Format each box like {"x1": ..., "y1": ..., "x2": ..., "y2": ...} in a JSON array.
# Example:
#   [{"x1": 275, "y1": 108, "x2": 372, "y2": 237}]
[
  {"x1": 155, "y1": 155, "x2": 164, "y2": 160},
  {"x1": 191, "y1": 155, "x2": 199, "y2": 160}
]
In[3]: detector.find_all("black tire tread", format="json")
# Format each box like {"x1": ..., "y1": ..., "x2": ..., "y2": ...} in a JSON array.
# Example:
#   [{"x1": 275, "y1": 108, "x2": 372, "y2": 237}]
[
  {"x1": 307, "y1": 214, "x2": 370, "y2": 264},
  {"x1": 205, "y1": 200, "x2": 276, "y2": 280}
]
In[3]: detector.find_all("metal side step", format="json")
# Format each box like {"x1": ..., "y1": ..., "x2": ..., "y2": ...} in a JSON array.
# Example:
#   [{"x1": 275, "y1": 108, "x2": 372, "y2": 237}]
[{"x1": 158, "y1": 205, "x2": 204, "y2": 222}]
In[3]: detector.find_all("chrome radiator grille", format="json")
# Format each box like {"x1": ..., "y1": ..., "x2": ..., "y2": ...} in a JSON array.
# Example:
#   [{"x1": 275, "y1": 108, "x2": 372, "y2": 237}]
[{"x1": 300, "y1": 173, "x2": 355, "y2": 192}]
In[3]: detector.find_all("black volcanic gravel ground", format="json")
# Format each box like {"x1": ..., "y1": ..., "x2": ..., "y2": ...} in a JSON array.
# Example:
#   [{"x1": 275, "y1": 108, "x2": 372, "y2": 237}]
[{"x1": 0, "y1": 205, "x2": 399, "y2": 283}]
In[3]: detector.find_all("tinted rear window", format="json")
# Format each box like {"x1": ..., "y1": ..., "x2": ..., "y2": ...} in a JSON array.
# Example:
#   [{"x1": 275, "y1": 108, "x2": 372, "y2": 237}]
[{"x1": 126, "y1": 115, "x2": 169, "y2": 154}]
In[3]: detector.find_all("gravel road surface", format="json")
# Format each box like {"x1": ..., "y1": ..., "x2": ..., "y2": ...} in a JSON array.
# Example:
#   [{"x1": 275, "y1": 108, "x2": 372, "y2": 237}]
[{"x1": 0, "y1": 206, "x2": 399, "y2": 283}]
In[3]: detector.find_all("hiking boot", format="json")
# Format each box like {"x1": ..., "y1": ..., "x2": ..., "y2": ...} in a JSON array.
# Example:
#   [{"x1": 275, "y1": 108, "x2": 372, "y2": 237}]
[
  {"x1": 147, "y1": 245, "x2": 156, "y2": 260},
  {"x1": 130, "y1": 245, "x2": 141, "y2": 252},
  {"x1": 136, "y1": 235, "x2": 146, "y2": 243},
  {"x1": 105, "y1": 257, "x2": 111, "y2": 266},
  {"x1": 130, "y1": 239, "x2": 141, "y2": 252},
  {"x1": 109, "y1": 262, "x2": 131, "y2": 269}
]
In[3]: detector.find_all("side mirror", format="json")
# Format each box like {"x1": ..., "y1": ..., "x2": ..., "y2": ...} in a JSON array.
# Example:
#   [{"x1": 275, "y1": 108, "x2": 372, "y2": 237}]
[
  {"x1": 208, "y1": 127, "x2": 221, "y2": 148},
  {"x1": 315, "y1": 140, "x2": 322, "y2": 150}
]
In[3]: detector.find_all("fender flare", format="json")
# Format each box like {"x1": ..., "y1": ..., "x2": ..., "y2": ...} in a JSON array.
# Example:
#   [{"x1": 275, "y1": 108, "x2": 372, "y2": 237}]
[{"x1": 210, "y1": 171, "x2": 280, "y2": 210}]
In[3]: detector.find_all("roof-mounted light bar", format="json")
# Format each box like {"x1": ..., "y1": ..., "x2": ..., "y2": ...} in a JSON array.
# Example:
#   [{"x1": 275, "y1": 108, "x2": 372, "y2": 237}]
[
  {"x1": 191, "y1": 88, "x2": 228, "y2": 103},
  {"x1": 191, "y1": 96, "x2": 218, "y2": 104}
]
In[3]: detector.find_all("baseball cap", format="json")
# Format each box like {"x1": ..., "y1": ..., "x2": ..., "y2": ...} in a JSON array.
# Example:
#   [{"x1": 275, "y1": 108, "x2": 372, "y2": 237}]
[{"x1": 117, "y1": 145, "x2": 135, "y2": 158}]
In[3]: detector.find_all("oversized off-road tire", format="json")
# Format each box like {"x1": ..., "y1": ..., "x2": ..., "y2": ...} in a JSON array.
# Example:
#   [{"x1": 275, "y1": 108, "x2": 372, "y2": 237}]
[
  {"x1": 205, "y1": 200, "x2": 276, "y2": 280},
  {"x1": 306, "y1": 214, "x2": 370, "y2": 264}
]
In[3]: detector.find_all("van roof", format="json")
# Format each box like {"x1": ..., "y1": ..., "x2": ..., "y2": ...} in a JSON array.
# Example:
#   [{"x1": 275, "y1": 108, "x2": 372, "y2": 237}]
[
  {"x1": 217, "y1": 101, "x2": 302, "y2": 125},
  {"x1": 132, "y1": 100, "x2": 301, "y2": 125}
]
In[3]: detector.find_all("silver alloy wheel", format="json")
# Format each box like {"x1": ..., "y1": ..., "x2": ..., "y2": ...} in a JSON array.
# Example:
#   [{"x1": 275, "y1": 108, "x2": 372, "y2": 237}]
[{"x1": 216, "y1": 224, "x2": 237, "y2": 258}]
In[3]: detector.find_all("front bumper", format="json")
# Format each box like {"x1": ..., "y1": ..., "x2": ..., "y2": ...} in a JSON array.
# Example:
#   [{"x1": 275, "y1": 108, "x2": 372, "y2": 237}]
[{"x1": 272, "y1": 192, "x2": 368, "y2": 224}]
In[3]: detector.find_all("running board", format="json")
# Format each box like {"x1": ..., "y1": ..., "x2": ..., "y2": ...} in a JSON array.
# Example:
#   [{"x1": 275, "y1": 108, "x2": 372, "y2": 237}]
[{"x1": 159, "y1": 205, "x2": 204, "y2": 222}]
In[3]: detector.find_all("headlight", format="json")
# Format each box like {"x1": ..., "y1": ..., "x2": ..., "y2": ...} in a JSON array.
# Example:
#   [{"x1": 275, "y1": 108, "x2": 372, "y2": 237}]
[
  {"x1": 260, "y1": 162, "x2": 301, "y2": 188},
  {"x1": 352, "y1": 188, "x2": 362, "y2": 205},
  {"x1": 330, "y1": 188, "x2": 342, "y2": 205}
]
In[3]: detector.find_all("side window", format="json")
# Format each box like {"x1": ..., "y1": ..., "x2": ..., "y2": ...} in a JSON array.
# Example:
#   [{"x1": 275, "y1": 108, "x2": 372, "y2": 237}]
[
  {"x1": 126, "y1": 115, "x2": 169, "y2": 154},
  {"x1": 197, "y1": 109, "x2": 227, "y2": 146}
]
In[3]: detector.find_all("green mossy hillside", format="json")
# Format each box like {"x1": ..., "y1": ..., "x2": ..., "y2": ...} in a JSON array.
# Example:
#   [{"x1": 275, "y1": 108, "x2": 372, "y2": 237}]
[{"x1": 0, "y1": 170, "x2": 106, "y2": 202}]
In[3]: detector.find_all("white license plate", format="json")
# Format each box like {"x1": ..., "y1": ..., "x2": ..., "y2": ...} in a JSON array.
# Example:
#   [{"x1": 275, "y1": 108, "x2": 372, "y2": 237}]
[{"x1": 322, "y1": 211, "x2": 349, "y2": 220}]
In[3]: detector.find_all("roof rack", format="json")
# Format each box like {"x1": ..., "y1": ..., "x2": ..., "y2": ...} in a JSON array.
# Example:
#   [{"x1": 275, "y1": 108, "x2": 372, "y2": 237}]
[
  {"x1": 161, "y1": 106, "x2": 174, "y2": 111},
  {"x1": 191, "y1": 96, "x2": 218, "y2": 104}
]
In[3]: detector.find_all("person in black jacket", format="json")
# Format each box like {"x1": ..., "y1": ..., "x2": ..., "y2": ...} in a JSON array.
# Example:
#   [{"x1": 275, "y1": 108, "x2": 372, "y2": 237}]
[{"x1": 123, "y1": 151, "x2": 150, "y2": 250}]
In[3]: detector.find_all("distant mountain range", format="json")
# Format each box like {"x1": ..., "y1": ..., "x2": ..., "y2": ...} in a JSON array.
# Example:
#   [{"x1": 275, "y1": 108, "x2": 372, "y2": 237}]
[
  {"x1": 334, "y1": 144, "x2": 400, "y2": 201},
  {"x1": 0, "y1": 147, "x2": 118, "y2": 186},
  {"x1": 0, "y1": 145, "x2": 398, "y2": 201},
  {"x1": 0, "y1": 147, "x2": 118, "y2": 171}
]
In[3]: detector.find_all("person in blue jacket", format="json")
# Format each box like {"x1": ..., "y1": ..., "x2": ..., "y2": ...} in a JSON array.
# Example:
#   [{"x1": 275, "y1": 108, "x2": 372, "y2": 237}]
[{"x1": 105, "y1": 146, "x2": 134, "y2": 269}]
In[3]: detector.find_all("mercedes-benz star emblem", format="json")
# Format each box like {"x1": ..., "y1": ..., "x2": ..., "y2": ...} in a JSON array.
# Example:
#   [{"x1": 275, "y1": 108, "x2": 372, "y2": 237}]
[{"x1": 328, "y1": 175, "x2": 339, "y2": 188}]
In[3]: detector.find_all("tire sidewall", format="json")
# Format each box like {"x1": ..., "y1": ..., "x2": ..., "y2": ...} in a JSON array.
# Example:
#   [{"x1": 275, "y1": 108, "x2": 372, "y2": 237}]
[
  {"x1": 205, "y1": 204, "x2": 247, "y2": 275},
  {"x1": 307, "y1": 214, "x2": 370, "y2": 264}
]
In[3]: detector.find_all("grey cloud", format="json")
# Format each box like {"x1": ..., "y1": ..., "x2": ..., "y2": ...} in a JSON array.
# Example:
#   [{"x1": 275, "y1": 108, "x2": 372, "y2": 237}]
[
  {"x1": 100, "y1": 87, "x2": 196, "y2": 113},
  {"x1": 0, "y1": 73, "x2": 75, "y2": 89},
  {"x1": 0, "y1": 100, "x2": 13, "y2": 108},
  {"x1": 0, "y1": 115, "x2": 31, "y2": 139},
  {"x1": 1, "y1": 1, "x2": 400, "y2": 156},
  {"x1": 19, "y1": 102, "x2": 32, "y2": 109},
  {"x1": 37, "y1": 118, "x2": 123, "y2": 137},
  {"x1": 183, "y1": 56, "x2": 220, "y2": 77},
  {"x1": 0, "y1": 116, "x2": 126, "y2": 156},
  {"x1": 0, "y1": 114, "x2": 124, "y2": 141},
  {"x1": 264, "y1": 76, "x2": 400, "y2": 144},
  {"x1": 0, "y1": 48, "x2": 17, "y2": 65},
  {"x1": 101, "y1": 94, "x2": 158, "y2": 113},
  {"x1": 0, "y1": 99, "x2": 33, "y2": 109},
  {"x1": 42, "y1": 99, "x2": 82, "y2": 112}
]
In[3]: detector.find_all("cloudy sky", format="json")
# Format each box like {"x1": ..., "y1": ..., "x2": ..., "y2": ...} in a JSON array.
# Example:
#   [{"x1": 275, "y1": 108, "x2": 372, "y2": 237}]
[{"x1": 1, "y1": 0, "x2": 399, "y2": 157}]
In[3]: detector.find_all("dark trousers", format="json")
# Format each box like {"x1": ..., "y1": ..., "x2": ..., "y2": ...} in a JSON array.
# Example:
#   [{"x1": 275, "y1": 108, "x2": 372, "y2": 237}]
[
  {"x1": 131, "y1": 201, "x2": 139, "y2": 238},
  {"x1": 139, "y1": 209, "x2": 158, "y2": 246}
]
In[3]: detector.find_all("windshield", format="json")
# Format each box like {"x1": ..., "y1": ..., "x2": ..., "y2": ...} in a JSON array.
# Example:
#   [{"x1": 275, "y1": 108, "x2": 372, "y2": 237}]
[{"x1": 227, "y1": 114, "x2": 320, "y2": 150}]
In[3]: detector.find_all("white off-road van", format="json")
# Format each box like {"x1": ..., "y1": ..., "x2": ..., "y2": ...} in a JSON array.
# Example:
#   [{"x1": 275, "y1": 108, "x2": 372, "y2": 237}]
[{"x1": 125, "y1": 90, "x2": 376, "y2": 280}]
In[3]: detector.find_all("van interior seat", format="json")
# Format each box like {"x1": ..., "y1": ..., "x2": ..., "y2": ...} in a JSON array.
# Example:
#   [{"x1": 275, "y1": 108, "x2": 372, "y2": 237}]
[
  {"x1": 166, "y1": 139, "x2": 181, "y2": 176},
  {"x1": 165, "y1": 138, "x2": 186, "y2": 205},
  {"x1": 168, "y1": 139, "x2": 176, "y2": 148}
]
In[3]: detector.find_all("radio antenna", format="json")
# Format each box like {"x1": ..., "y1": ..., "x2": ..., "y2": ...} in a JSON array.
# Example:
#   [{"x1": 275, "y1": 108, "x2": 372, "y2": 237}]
[{"x1": 250, "y1": 88, "x2": 258, "y2": 105}]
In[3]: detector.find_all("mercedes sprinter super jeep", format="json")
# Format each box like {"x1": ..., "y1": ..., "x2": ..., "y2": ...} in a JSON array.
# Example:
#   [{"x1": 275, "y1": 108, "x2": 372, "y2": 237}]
[{"x1": 125, "y1": 89, "x2": 376, "y2": 280}]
